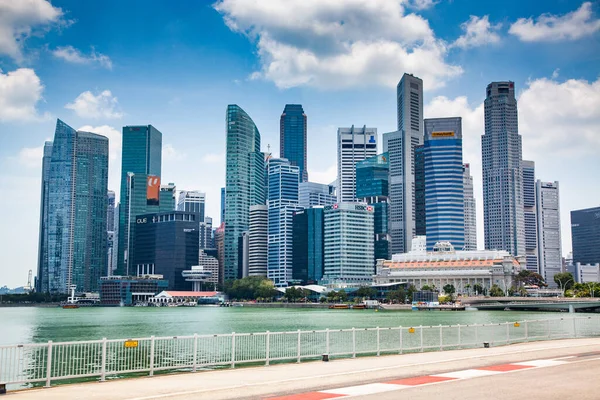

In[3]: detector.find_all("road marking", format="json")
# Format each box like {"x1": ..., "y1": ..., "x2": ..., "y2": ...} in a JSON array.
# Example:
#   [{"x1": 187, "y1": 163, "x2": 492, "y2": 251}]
[
  {"x1": 514, "y1": 359, "x2": 569, "y2": 367},
  {"x1": 434, "y1": 369, "x2": 502, "y2": 379},
  {"x1": 268, "y1": 392, "x2": 345, "y2": 400},
  {"x1": 385, "y1": 376, "x2": 457, "y2": 385},
  {"x1": 321, "y1": 383, "x2": 407, "y2": 396}
]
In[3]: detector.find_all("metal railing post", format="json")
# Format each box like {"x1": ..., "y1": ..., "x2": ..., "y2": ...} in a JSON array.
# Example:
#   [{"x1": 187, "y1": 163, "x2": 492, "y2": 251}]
[
  {"x1": 326, "y1": 329, "x2": 330, "y2": 356},
  {"x1": 296, "y1": 330, "x2": 301, "y2": 363},
  {"x1": 231, "y1": 333, "x2": 236, "y2": 368},
  {"x1": 376, "y1": 327, "x2": 380, "y2": 356},
  {"x1": 265, "y1": 331, "x2": 270, "y2": 366},
  {"x1": 149, "y1": 336, "x2": 155, "y2": 376},
  {"x1": 45, "y1": 340, "x2": 53, "y2": 388},
  {"x1": 475, "y1": 324, "x2": 479, "y2": 345},
  {"x1": 100, "y1": 338, "x2": 107, "y2": 381},
  {"x1": 524, "y1": 320, "x2": 529, "y2": 341},
  {"x1": 192, "y1": 334, "x2": 198, "y2": 372},
  {"x1": 547, "y1": 320, "x2": 551, "y2": 338},
  {"x1": 352, "y1": 328, "x2": 356, "y2": 358},
  {"x1": 439, "y1": 325, "x2": 443, "y2": 351},
  {"x1": 420, "y1": 326, "x2": 424, "y2": 352},
  {"x1": 457, "y1": 325, "x2": 461, "y2": 349},
  {"x1": 399, "y1": 327, "x2": 403, "y2": 354}
]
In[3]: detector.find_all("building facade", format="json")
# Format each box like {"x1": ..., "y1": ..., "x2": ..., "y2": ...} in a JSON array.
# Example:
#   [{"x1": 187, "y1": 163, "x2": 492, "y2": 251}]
[
  {"x1": 159, "y1": 183, "x2": 176, "y2": 211},
  {"x1": 522, "y1": 160, "x2": 538, "y2": 271},
  {"x1": 41, "y1": 120, "x2": 109, "y2": 293},
  {"x1": 571, "y1": 206, "x2": 600, "y2": 266},
  {"x1": 36, "y1": 141, "x2": 53, "y2": 293},
  {"x1": 267, "y1": 159, "x2": 300, "y2": 287},
  {"x1": 248, "y1": 205, "x2": 268, "y2": 276},
  {"x1": 177, "y1": 190, "x2": 206, "y2": 219},
  {"x1": 224, "y1": 105, "x2": 265, "y2": 281},
  {"x1": 215, "y1": 222, "x2": 225, "y2": 284},
  {"x1": 323, "y1": 203, "x2": 375, "y2": 286},
  {"x1": 337, "y1": 126, "x2": 378, "y2": 203},
  {"x1": 280, "y1": 104, "x2": 308, "y2": 182},
  {"x1": 482, "y1": 81, "x2": 525, "y2": 256},
  {"x1": 298, "y1": 182, "x2": 336, "y2": 208},
  {"x1": 463, "y1": 163, "x2": 477, "y2": 250},
  {"x1": 99, "y1": 275, "x2": 168, "y2": 305},
  {"x1": 220, "y1": 187, "x2": 225, "y2": 224},
  {"x1": 292, "y1": 207, "x2": 325, "y2": 284},
  {"x1": 117, "y1": 125, "x2": 163, "y2": 276},
  {"x1": 198, "y1": 250, "x2": 220, "y2": 285},
  {"x1": 535, "y1": 181, "x2": 562, "y2": 287},
  {"x1": 199, "y1": 217, "x2": 214, "y2": 250},
  {"x1": 422, "y1": 117, "x2": 464, "y2": 251}
]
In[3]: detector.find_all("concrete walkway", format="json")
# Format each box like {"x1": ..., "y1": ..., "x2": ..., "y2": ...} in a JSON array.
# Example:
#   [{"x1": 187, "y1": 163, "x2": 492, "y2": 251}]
[{"x1": 8, "y1": 338, "x2": 600, "y2": 400}]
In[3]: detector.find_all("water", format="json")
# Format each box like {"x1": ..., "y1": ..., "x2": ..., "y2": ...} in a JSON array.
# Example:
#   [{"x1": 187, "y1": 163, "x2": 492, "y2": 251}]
[{"x1": 0, "y1": 306, "x2": 591, "y2": 345}]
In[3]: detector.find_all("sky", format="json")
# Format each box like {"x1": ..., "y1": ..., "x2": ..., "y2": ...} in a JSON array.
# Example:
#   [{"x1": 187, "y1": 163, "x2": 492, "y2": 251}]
[{"x1": 1, "y1": 0, "x2": 599, "y2": 288}]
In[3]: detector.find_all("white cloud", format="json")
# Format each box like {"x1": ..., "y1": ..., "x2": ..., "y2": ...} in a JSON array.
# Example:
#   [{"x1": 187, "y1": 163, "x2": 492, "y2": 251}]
[
  {"x1": 163, "y1": 144, "x2": 186, "y2": 161},
  {"x1": 214, "y1": 0, "x2": 462, "y2": 90},
  {"x1": 65, "y1": 90, "x2": 123, "y2": 119},
  {"x1": 78, "y1": 125, "x2": 122, "y2": 192},
  {"x1": 0, "y1": 0, "x2": 64, "y2": 61},
  {"x1": 52, "y1": 46, "x2": 113, "y2": 69},
  {"x1": 310, "y1": 163, "x2": 337, "y2": 185},
  {"x1": 0, "y1": 68, "x2": 49, "y2": 122},
  {"x1": 509, "y1": 2, "x2": 600, "y2": 42},
  {"x1": 407, "y1": 0, "x2": 438, "y2": 10},
  {"x1": 17, "y1": 145, "x2": 44, "y2": 168},
  {"x1": 452, "y1": 15, "x2": 501, "y2": 49}
]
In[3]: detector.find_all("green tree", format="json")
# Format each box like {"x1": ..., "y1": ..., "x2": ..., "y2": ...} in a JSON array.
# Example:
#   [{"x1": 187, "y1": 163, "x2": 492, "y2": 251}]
[
  {"x1": 489, "y1": 284, "x2": 504, "y2": 297},
  {"x1": 442, "y1": 284, "x2": 456, "y2": 299},
  {"x1": 516, "y1": 270, "x2": 547, "y2": 287},
  {"x1": 421, "y1": 284, "x2": 432, "y2": 291},
  {"x1": 406, "y1": 284, "x2": 417, "y2": 302},
  {"x1": 284, "y1": 287, "x2": 303, "y2": 302},
  {"x1": 355, "y1": 286, "x2": 377, "y2": 299},
  {"x1": 554, "y1": 272, "x2": 575, "y2": 291},
  {"x1": 473, "y1": 284, "x2": 484, "y2": 295},
  {"x1": 464, "y1": 284, "x2": 471, "y2": 296},
  {"x1": 386, "y1": 288, "x2": 407, "y2": 303}
]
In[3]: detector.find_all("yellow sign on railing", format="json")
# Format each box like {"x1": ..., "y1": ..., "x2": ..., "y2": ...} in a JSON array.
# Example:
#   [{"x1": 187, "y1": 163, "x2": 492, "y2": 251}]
[
  {"x1": 514, "y1": 322, "x2": 520, "y2": 328},
  {"x1": 408, "y1": 327, "x2": 415, "y2": 334},
  {"x1": 124, "y1": 340, "x2": 138, "y2": 348}
]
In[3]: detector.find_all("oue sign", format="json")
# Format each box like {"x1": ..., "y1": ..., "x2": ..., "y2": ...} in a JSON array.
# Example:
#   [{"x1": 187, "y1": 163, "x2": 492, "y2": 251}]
[{"x1": 136, "y1": 217, "x2": 147, "y2": 224}]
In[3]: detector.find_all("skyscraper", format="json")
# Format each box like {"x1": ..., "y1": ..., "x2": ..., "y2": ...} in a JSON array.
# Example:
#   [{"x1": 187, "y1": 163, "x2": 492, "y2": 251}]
[
  {"x1": 535, "y1": 181, "x2": 562, "y2": 287},
  {"x1": 292, "y1": 207, "x2": 325, "y2": 284},
  {"x1": 224, "y1": 105, "x2": 265, "y2": 281},
  {"x1": 337, "y1": 126, "x2": 378, "y2": 203},
  {"x1": 384, "y1": 73, "x2": 424, "y2": 255},
  {"x1": 107, "y1": 191, "x2": 116, "y2": 231},
  {"x1": 199, "y1": 217, "x2": 214, "y2": 250},
  {"x1": 482, "y1": 81, "x2": 525, "y2": 256},
  {"x1": 41, "y1": 120, "x2": 109, "y2": 293},
  {"x1": 107, "y1": 190, "x2": 116, "y2": 277},
  {"x1": 249, "y1": 205, "x2": 268, "y2": 276},
  {"x1": 422, "y1": 118, "x2": 464, "y2": 251},
  {"x1": 177, "y1": 190, "x2": 205, "y2": 219},
  {"x1": 298, "y1": 182, "x2": 336, "y2": 208},
  {"x1": 463, "y1": 163, "x2": 477, "y2": 251},
  {"x1": 571, "y1": 206, "x2": 600, "y2": 266},
  {"x1": 267, "y1": 158, "x2": 300, "y2": 287},
  {"x1": 523, "y1": 160, "x2": 538, "y2": 271},
  {"x1": 280, "y1": 104, "x2": 308, "y2": 182},
  {"x1": 220, "y1": 187, "x2": 225, "y2": 225},
  {"x1": 356, "y1": 153, "x2": 390, "y2": 261},
  {"x1": 159, "y1": 183, "x2": 176, "y2": 211},
  {"x1": 36, "y1": 141, "x2": 53, "y2": 293},
  {"x1": 117, "y1": 125, "x2": 163, "y2": 276}
]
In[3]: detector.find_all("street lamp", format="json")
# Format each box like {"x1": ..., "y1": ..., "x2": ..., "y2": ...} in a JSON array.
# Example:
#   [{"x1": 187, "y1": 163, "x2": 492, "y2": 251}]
[
  {"x1": 586, "y1": 282, "x2": 596, "y2": 298},
  {"x1": 558, "y1": 278, "x2": 574, "y2": 297}
]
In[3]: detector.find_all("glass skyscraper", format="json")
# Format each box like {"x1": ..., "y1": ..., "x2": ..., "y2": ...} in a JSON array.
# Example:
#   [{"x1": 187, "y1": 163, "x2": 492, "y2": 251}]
[
  {"x1": 224, "y1": 105, "x2": 265, "y2": 281},
  {"x1": 117, "y1": 125, "x2": 163, "y2": 276},
  {"x1": 523, "y1": 160, "x2": 538, "y2": 271},
  {"x1": 41, "y1": 119, "x2": 109, "y2": 293},
  {"x1": 298, "y1": 182, "x2": 336, "y2": 208},
  {"x1": 280, "y1": 104, "x2": 308, "y2": 182},
  {"x1": 36, "y1": 141, "x2": 53, "y2": 293},
  {"x1": 292, "y1": 207, "x2": 325, "y2": 284},
  {"x1": 535, "y1": 181, "x2": 562, "y2": 287},
  {"x1": 422, "y1": 118, "x2": 465, "y2": 250},
  {"x1": 571, "y1": 206, "x2": 600, "y2": 266},
  {"x1": 267, "y1": 158, "x2": 300, "y2": 287},
  {"x1": 463, "y1": 163, "x2": 477, "y2": 251},
  {"x1": 337, "y1": 126, "x2": 378, "y2": 202},
  {"x1": 177, "y1": 190, "x2": 205, "y2": 219}
]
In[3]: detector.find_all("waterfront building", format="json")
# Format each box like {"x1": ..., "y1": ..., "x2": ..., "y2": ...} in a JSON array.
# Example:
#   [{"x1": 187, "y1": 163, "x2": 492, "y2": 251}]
[
  {"x1": 220, "y1": 187, "x2": 225, "y2": 224},
  {"x1": 535, "y1": 181, "x2": 562, "y2": 287},
  {"x1": 280, "y1": 104, "x2": 308, "y2": 182},
  {"x1": 292, "y1": 207, "x2": 325, "y2": 284},
  {"x1": 117, "y1": 125, "x2": 163, "y2": 276},
  {"x1": 249, "y1": 205, "x2": 268, "y2": 276},
  {"x1": 99, "y1": 275, "x2": 168, "y2": 305},
  {"x1": 323, "y1": 202, "x2": 374, "y2": 286},
  {"x1": 36, "y1": 141, "x2": 53, "y2": 293},
  {"x1": 422, "y1": 117, "x2": 464, "y2": 251},
  {"x1": 215, "y1": 222, "x2": 225, "y2": 284},
  {"x1": 224, "y1": 105, "x2": 266, "y2": 281},
  {"x1": 133, "y1": 211, "x2": 200, "y2": 291},
  {"x1": 571, "y1": 206, "x2": 600, "y2": 266},
  {"x1": 149, "y1": 291, "x2": 226, "y2": 305},
  {"x1": 268, "y1": 159, "x2": 300, "y2": 287},
  {"x1": 298, "y1": 182, "x2": 336, "y2": 208},
  {"x1": 199, "y1": 217, "x2": 214, "y2": 250},
  {"x1": 522, "y1": 160, "x2": 538, "y2": 271},
  {"x1": 463, "y1": 163, "x2": 477, "y2": 250},
  {"x1": 337, "y1": 126, "x2": 378, "y2": 203},
  {"x1": 482, "y1": 81, "x2": 525, "y2": 256},
  {"x1": 177, "y1": 190, "x2": 206, "y2": 219},
  {"x1": 198, "y1": 249, "x2": 219, "y2": 285},
  {"x1": 41, "y1": 120, "x2": 109, "y2": 293},
  {"x1": 384, "y1": 73, "x2": 424, "y2": 255},
  {"x1": 356, "y1": 153, "x2": 390, "y2": 261},
  {"x1": 375, "y1": 237, "x2": 520, "y2": 293},
  {"x1": 568, "y1": 263, "x2": 600, "y2": 283}
]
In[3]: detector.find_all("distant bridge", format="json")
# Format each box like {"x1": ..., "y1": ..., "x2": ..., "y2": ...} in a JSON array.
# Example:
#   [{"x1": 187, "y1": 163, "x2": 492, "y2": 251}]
[{"x1": 469, "y1": 300, "x2": 600, "y2": 313}]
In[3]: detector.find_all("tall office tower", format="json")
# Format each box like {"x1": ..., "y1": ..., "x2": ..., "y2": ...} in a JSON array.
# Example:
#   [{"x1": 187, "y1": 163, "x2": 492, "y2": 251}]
[
  {"x1": 356, "y1": 153, "x2": 390, "y2": 261},
  {"x1": 280, "y1": 104, "x2": 308, "y2": 182},
  {"x1": 292, "y1": 207, "x2": 325, "y2": 285},
  {"x1": 220, "y1": 187, "x2": 225, "y2": 224},
  {"x1": 41, "y1": 120, "x2": 109, "y2": 293},
  {"x1": 384, "y1": 73, "x2": 424, "y2": 255},
  {"x1": 107, "y1": 191, "x2": 116, "y2": 231},
  {"x1": 112, "y1": 203, "x2": 120, "y2": 275},
  {"x1": 337, "y1": 126, "x2": 378, "y2": 203},
  {"x1": 482, "y1": 81, "x2": 525, "y2": 256},
  {"x1": 106, "y1": 191, "x2": 116, "y2": 277},
  {"x1": 225, "y1": 105, "x2": 266, "y2": 281},
  {"x1": 298, "y1": 182, "x2": 336, "y2": 208},
  {"x1": 248, "y1": 205, "x2": 268, "y2": 276},
  {"x1": 239, "y1": 231, "x2": 250, "y2": 277},
  {"x1": 198, "y1": 249, "x2": 220, "y2": 285},
  {"x1": 177, "y1": 190, "x2": 206, "y2": 219},
  {"x1": 414, "y1": 145, "x2": 425, "y2": 236},
  {"x1": 36, "y1": 141, "x2": 53, "y2": 292},
  {"x1": 267, "y1": 159, "x2": 300, "y2": 287},
  {"x1": 422, "y1": 118, "x2": 464, "y2": 250},
  {"x1": 215, "y1": 222, "x2": 225, "y2": 284},
  {"x1": 159, "y1": 183, "x2": 176, "y2": 211},
  {"x1": 199, "y1": 217, "x2": 214, "y2": 249},
  {"x1": 323, "y1": 203, "x2": 374, "y2": 285},
  {"x1": 522, "y1": 160, "x2": 538, "y2": 271},
  {"x1": 117, "y1": 125, "x2": 163, "y2": 276},
  {"x1": 463, "y1": 163, "x2": 477, "y2": 251},
  {"x1": 535, "y1": 181, "x2": 562, "y2": 287},
  {"x1": 571, "y1": 206, "x2": 600, "y2": 266}
]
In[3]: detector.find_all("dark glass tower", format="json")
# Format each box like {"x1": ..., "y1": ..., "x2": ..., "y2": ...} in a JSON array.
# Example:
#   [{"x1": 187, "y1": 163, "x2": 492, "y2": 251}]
[
  {"x1": 292, "y1": 207, "x2": 325, "y2": 284},
  {"x1": 36, "y1": 141, "x2": 53, "y2": 293},
  {"x1": 117, "y1": 125, "x2": 163, "y2": 276},
  {"x1": 280, "y1": 104, "x2": 308, "y2": 182},
  {"x1": 571, "y1": 207, "x2": 600, "y2": 265}
]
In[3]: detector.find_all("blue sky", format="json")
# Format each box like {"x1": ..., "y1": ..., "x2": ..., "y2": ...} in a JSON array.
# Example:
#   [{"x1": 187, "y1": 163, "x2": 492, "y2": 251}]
[{"x1": 1, "y1": 0, "x2": 599, "y2": 288}]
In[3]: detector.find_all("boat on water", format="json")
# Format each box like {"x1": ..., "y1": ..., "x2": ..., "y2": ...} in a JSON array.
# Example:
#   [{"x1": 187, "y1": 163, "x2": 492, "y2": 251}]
[
  {"x1": 61, "y1": 285, "x2": 79, "y2": 309},
  {"x1": 329, "y1": 304, "x2": 349, "y2": 309}
]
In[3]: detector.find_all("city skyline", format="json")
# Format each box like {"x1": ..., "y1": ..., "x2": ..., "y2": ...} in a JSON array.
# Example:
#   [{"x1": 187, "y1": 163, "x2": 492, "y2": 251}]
[{"x1": 2, "y1": 0, "x2": 600, "y2": 287}]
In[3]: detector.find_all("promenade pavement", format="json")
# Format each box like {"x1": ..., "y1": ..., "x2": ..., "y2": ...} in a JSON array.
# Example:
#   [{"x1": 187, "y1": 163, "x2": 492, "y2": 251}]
[{"x1": 8, "y1": 338, "x2": 600, "y2": 400}]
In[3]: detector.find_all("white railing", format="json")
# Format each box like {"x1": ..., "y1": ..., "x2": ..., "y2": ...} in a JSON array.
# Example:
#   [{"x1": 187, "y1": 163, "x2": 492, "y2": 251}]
[{"x1": 1, "y1": 316, "x2": 599, "y2": 390}]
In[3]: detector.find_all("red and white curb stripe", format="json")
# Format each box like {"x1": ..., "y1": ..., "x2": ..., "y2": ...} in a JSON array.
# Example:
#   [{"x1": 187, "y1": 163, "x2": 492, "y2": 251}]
[{"x1": 266, "y1": 358, "x2": 569, "y2": 399}]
